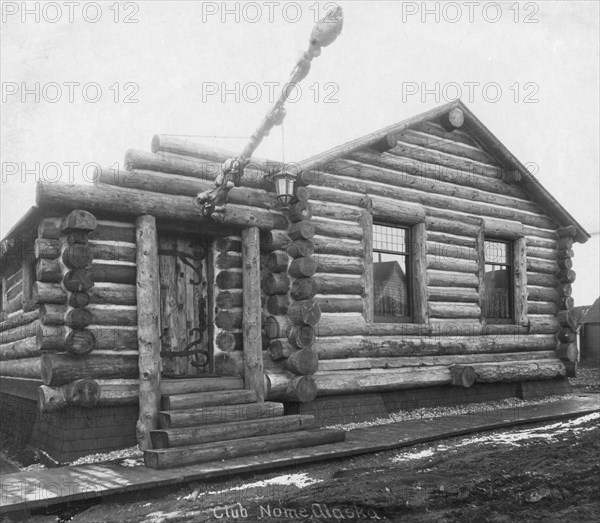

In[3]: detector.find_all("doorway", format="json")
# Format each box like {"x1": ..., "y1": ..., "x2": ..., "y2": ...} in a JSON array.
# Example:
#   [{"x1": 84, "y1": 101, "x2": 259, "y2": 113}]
[{"x1": 157, "y1": 235, "x2": 213, "y2": 377}]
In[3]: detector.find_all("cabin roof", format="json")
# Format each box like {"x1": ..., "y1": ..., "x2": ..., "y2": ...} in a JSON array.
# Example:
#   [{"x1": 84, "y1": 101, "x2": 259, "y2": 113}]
[
  {"x1": 0, "y1": 101, "x2": 590, "y2": 256},
  {"x1": 0, "y1": 206, "x2": 40, "y2": 264},
  {"x1": 582, "y1": 298, "x2": 600, "y2": 324},
  {"x1": 294, "y1": 100, "x2": 590, "y2": 244},
  {"x1": 373, "y1": 260, "x2": 405, "y2": 283}
]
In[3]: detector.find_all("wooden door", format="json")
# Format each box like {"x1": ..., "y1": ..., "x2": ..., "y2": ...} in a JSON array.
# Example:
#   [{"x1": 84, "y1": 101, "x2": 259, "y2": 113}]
[{"x1": 158, "y1": 235, "x2": 212, "y2": 377}]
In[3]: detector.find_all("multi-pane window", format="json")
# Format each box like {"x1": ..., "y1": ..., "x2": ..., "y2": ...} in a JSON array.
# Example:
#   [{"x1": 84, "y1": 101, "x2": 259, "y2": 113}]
[
  {"x1": 373, "y1": 224, "x2": 411, "y2": 323},
  {"x1": 483, "y1": 239, "x2": 513, "y2": 321}
]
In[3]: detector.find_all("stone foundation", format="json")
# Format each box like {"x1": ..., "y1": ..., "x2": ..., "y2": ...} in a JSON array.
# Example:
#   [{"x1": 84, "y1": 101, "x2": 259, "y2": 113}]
[{"x1": 0, "y1": 392, "x2": 138, "y2": 464}]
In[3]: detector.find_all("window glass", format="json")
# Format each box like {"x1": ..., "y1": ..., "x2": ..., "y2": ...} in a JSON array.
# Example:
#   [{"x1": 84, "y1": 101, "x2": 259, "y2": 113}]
[
  {"x1": 373, "y1": 224, "x2": 410, "y2": 322},
  {"x1": 484, "y1": 240, "x2": 512, "y2": 320}
]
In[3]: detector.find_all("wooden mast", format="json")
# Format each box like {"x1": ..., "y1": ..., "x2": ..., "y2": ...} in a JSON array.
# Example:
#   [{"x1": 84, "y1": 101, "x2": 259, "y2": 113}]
[{"x1": 196, "y1": 6, "x2": 344, "y2": 219}]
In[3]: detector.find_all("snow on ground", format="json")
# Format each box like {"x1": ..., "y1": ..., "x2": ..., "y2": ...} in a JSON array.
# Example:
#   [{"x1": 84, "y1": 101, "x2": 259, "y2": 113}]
[
  {"x1": 70, "y1": 446, "x2": 143, "y2": 466},
  {"x1": 184, "y1": 472, "x2": 322, "y2": 501},
  {"x1": 391, "y1": 412, "x2": 600, "y2": 463},
  {"x1": 326, "y1": 394, "x2": 573, "y2": 431}
]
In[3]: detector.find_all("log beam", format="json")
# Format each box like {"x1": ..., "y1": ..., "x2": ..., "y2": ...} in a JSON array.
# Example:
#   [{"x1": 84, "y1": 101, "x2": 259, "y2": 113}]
[
  {"x1": 264, "y1": 369, "x2": 317, "y2": 402},
  {"x1": 38, "y1": 379, "x2": 100, "y2": 413},
  {"x1": 242, "y1": 227, "x2": 264, "y2": 401},
  {"x1": 36, "y1": 181, "x2": 286, "y2": 231},
  {"x1": 135, "y1": 215, "x2": 162, "y2": 450}
]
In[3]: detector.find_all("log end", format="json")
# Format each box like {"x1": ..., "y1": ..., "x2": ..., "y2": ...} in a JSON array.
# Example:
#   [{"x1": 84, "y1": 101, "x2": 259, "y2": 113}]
[
  {"x1": 450, "y1": 365, "x2": 476, "y2": 388},
  {"x1": 269, "y1": 340, "x2": 292, "y2": 361},
  {"x1": 150, "y1": 135, "x2": 161, "y2": 154},
  {"x1": 61, "y1": 210, "x2": 97, "y2": 233},
  {"x1": 440, "y1": 108, "x2": 465, "y2": 131},
  {"x1": 294, "y1": 375, "x2": 318, "y2": 403},
  {"x1": 285, "y1": 348, "x2": 319, "y2": 375},
  {"x1": 65, "y1": 329, "x2": 96, "y2": 356}
]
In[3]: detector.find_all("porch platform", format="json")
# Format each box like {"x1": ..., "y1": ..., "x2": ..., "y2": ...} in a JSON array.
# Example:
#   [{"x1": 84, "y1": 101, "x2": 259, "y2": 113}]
[{"x1": 1, "y1": 393, "x2": 598, "y2": 515}]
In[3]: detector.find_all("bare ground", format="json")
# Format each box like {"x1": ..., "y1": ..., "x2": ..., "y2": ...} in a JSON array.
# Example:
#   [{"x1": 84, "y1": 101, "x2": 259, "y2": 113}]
[{"x1": 2, "y1": 368, "x2": 599, "y2": 523}]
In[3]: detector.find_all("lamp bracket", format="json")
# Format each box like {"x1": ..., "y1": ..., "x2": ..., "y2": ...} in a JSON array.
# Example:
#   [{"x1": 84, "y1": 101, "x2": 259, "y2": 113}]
[{"x1": 195, "y1": 157, "x2": 247, "y2": 221}]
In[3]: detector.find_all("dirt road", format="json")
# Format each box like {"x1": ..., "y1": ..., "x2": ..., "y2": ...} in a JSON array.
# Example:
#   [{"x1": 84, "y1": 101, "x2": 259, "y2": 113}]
[
  {"x1": 55, "y1": 410, "x2": 597, "y2": 523},
  {"x1": 8, "y1": 368, "x2": 599, "y2": 523}
]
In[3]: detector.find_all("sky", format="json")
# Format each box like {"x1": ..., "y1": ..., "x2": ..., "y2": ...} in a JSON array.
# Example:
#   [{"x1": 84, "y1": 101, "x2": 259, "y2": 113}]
[{"x1": 1, "y1": 0, "x2": 599, "y2": 305}]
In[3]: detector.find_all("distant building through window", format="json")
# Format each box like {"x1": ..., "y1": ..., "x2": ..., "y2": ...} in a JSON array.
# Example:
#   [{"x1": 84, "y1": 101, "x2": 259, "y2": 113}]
[
  {"x1": 373, "y1": 224, "x2": 411, "y2": 322},
  {"x1": 483, "y1": 239, "x2": 513, "y2": 321}
]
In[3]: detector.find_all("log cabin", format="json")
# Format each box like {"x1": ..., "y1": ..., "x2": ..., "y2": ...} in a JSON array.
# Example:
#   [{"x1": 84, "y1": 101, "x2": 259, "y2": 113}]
[{"x1": 0, "y1": 100, "x2": 590, "y2": 469}]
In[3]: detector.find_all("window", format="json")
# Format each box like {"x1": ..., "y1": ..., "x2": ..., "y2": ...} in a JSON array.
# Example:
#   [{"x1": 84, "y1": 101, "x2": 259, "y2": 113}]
[
  {"x1": 373, "y1": 224, "x2": 411, "y2": 322},
  {"x1": 483, "y1": 239, "x2": 513, "y2": 321}
]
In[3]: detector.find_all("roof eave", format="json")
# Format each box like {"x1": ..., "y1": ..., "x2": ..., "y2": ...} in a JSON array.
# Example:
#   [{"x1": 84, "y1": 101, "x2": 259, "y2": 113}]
[
  {"x1": 294, "y1": 99, "x2": 590, "y2": 244},
  {"x1": 456, "y1": 103, "x2": 591, "y2": 244}
]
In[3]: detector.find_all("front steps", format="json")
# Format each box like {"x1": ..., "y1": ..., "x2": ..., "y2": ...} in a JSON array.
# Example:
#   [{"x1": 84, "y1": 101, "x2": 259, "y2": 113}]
[
  {"x1": 145, "y1": 427, "x2": 345, "y2": 469},
  {"x1": 151, "y1": 414, "x2": 316, "y2": 448},
  {"x1": 144, "y1": 378, "x2": 345, "y2": 469},
  {"x1": 161, "y1": 389, "x2": 258, "y2": 410}
]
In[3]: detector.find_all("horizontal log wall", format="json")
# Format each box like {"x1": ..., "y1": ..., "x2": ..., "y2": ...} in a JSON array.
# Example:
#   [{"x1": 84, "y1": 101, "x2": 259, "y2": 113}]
[
  {"x1": 296, "y1": 116, "x2": 568, "y2": 396},
  {"x1": 17, "y1": 126, "x2": 572, "y2": 402},
  {"x1": 2, "y1": 213, "x2": 143, "y2": 413},
  {"x1": 0, "y1": 217, "x2": 62, "y2": 382}
]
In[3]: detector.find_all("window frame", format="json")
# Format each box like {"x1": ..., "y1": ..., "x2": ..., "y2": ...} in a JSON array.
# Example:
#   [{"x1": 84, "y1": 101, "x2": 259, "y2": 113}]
[
  {"x1": 0, "y1": 277, "x2": 5, "y2": 314},
  {"x1": 482, "y1": 238, "x2": 514, "y2": 324},
  {"x1": 372, "y1": 222, "x2": 413, "y2": 323},
  {"x1": 361, "y1": 207, "x2": 428, "y2": 326},
  {"x1": 477, "y1": 223, "x2": 527, "y2": 327}
]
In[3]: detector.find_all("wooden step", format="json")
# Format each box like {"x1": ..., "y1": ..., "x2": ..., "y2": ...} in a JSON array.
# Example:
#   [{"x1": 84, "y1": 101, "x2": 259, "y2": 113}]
[
  {"x1": 151, "y1": 415, "x2": 316, "y2": 448},
  {"x1": 161, "y1": 389, "x2": 257, "y2": 411},
  {"x1": 144, "y1": 428, "x2": 346, "y2": 469},
  {"x1": 159, "y1": 401, "x2": 284, "y2": 429},
  {"x1": 160, "y1": 377, "x2": 244, "y2": 395}
]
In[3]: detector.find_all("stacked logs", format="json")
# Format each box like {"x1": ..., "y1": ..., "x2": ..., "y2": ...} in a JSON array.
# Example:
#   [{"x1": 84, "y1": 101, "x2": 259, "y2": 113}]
[
  {"x1": 292, "y1": 117, "x2": 570, "y2": 394},
  {"x1": 261, "y1": 187, "x2": 321, "y2": 402},
  {"x1": 426, "y1": 222, "x2": 481, "y2": 320},
  {"x1": 35, "y1": 214, "x2": 140, "y2": 412},
  {"x1": 0, "y1": 219, "x2": 38, "y2": 369},
  {"x1": 2, "y1": 268, "x2": 24, "y2": 316},
  {"x1": 35, "y1": 211, "x2": 97, "y2": 356},
  {"x1": 87, "y1": 219, "x2": 139, "y2": 353},
  {"x1": 303, "y1": 181, "x2": 367, "y2": 339},
  {"x1": 213, "y1": 235, "x2": 245, "y2": 376},
  {"x1": 0, "y1": 217, "x2": 69, "y2": 382},
  {"x1": 554, "y1": 226, "x2": 578, "y2": 377},
  {"x1": 0, "y1": 309, "x2": 40, "y2": 370}
]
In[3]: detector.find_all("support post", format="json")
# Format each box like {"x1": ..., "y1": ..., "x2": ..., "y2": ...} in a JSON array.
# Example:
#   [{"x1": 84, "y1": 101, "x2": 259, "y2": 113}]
[
  {"x1": 359, "y1": 210, "x2": 374, "y2": 323},
  {"x1": 412, "y1": 222, "x2": 428, "y2": 324},
  {"x1": 135, "y1": 215, "x2": 161, "y2": 450},
  {"x1": 242, "y1": 227, "x2": 264, "y2": 401}
]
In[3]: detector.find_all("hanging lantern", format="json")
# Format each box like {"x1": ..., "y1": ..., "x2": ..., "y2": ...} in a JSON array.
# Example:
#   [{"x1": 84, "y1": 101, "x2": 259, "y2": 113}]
[{"x1": 271, "y1": 170, "x2": 297, "y2": 207}]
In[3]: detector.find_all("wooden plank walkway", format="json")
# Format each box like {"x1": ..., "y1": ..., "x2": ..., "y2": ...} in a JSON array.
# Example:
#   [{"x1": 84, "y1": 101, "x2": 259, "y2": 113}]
[{"x1": 1, "y1": 394, "x2": 598, "y2": 515}]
